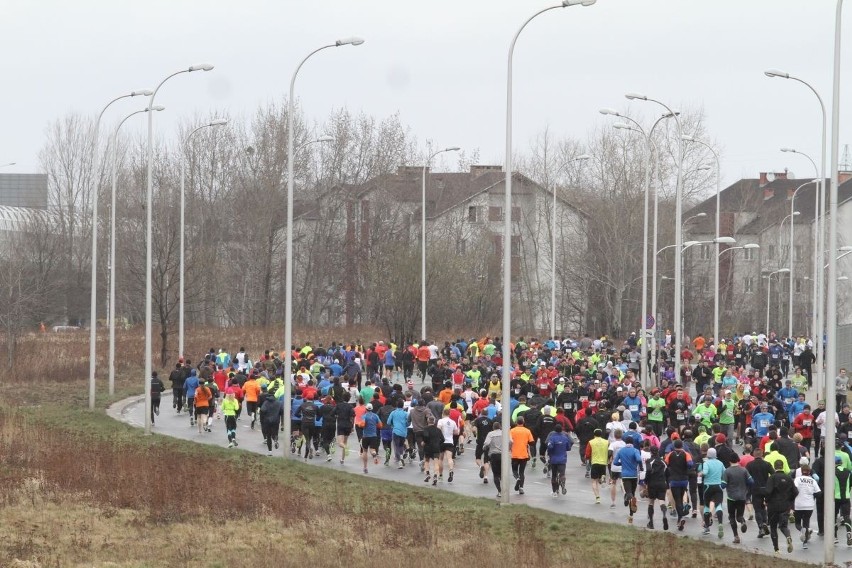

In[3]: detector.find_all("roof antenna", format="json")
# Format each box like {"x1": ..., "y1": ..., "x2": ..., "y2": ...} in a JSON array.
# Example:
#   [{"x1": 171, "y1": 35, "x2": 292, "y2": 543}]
[{"x1": 841, "y1": 144, "x2": 852, "y2": 172}]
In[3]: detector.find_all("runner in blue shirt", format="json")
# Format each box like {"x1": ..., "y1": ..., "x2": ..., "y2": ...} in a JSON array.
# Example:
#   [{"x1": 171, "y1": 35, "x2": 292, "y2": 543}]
[{"x1": 546, "y1": 424, "x2": 573, "y2": 496}]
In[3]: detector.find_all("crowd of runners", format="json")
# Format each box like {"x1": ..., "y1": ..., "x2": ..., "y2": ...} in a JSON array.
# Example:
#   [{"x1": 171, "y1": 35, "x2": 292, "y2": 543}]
[{"x1": 154, "y1": 332, "x2": 852, "y2": 556}]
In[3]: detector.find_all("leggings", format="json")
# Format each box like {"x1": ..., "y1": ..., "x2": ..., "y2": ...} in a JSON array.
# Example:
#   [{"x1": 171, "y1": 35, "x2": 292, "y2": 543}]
[
  {"x1": 511, "y1": 458, "x2": 529, "y2": 489},
  {"x1": 794, "y1": 509, "x2": 813, "y2": 533},
  {"x1": 225, "y1": 415, "x2": 237, "y2": 442},
  {"x1": 489, "y1": 453, "x2": 502, "y2": 492},
  {"x1": 768, "y1": 509, "x2": 791, "y2": 551},
  {"x1": 172, "y1": 388, "x2": 185, "y2": 412},
  {"x1": 671, "y1": 484, "x2": 688, "y2": 519},
  {"x1": 261, "y1": 422, "x2": 277, "y2": 451},
  {"x1": 727, "y1": 499, "x2": 746, "y2": 535},
  {"x1": 550, "y1": 463, "x2": 566, "y2": 493}
]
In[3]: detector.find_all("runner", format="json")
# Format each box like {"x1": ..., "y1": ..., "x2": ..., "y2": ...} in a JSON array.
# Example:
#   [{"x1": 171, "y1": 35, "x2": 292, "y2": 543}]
[
  {"x1": 699, "y1": 447, "x2": 725, "y2": 538},
  {"x1": 793, "y1": 458, "x2": 820, "y2": 550},
  {"x1": 258, "y1": 386, "x2": 281, "y2": 456},
  {"x1": 332, "y1": 392, "x2": 355, "y2": 465},
  {"x1": 545, "y1": 423, "x2": 572, "y2": 496},
  {"x1": 765, "y1": 458, "x2": 798, "y2": 554},
  {"x1": 643, "y1": 446, "x2": 669, "y2": 530},
  {"x1": 586, "y1": 428, "x2": 609, "y2": 504},
  {"x1": 436, "y1": 408, "x2": 459, "y2": 483},
  {"x1": 613, "y1": 437, "x2": 643, "y2": 524},
  {"x1": 510, "y1": 415, "x2": 534, "y2": 495},
  {"x1": 221, "y1": 390, "x2": 239, "y2": 448},
  {"x1": 357, "y1": 403, "x2": 382, "y2": 475},
  {"x1": 722, "y1": 454, "x2": 752, "y2": 544},
  {"x1": 483, "y1": 421, "x2": 503, "y2": 498}
]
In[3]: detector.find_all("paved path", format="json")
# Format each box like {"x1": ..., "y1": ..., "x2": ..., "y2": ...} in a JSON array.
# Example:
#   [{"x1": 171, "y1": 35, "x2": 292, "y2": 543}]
[{"x1": 110, "y1": 393, "x2": 847, "y2": 566}]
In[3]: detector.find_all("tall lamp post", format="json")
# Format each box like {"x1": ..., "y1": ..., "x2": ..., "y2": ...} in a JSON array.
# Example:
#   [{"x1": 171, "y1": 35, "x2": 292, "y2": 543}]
[
  {"x1": 782, "y1": 147, "x2": 821, "y2": 347},
  {"x1": 765, "y1": 268, "x2": 790, "y2": 338},
  {"x1": 283, "y1": 37, "x2": 364, "y2": 456},
  {"x1": 178, "y1": 118, "x2": 228, "y2": 361},
  {"x1": 784, "y1": 178, "x2": 820, "y2": 341},
  {"x1": 682, "y1": 135, "x2": 722, "y2": 347},
  {"x1": 422, "y1": 146, "x2": 460, "y2": 342},
  {"x1": 108, "y1": 105, "x2": 163, "y2": 396},
  {"x1": 764, "y1": 69, "x2": 827, "y2": 398},
  {"x1": 500, "y1": 0, "x2": 596, "y2": 506},
  {"x1": 549, "y1": 153, "x2": 590, "y2": 339},
  {"x1": 88, "y1": 88, "x2": 152, "y2": 411},
  {"x1": 605, "y1": 111, "x2": 676, "y2": 384},
  {"x1": 144, "y1": 63, "x2": 214, "y2": 435},
  {"x1": 627, "y1": 93, "x2": 686, "y2": 377}
]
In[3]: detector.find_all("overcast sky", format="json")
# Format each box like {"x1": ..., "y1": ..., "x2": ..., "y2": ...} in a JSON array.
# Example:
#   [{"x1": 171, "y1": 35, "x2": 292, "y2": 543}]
[{"x1": 1, "y1": 0, "x2": 849, "y2": 189}]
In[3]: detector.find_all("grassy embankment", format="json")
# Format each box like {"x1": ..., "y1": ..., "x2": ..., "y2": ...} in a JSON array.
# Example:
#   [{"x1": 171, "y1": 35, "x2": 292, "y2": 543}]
[{"x1": 0, "y1": 329, "x2": 811, "y2": 568}]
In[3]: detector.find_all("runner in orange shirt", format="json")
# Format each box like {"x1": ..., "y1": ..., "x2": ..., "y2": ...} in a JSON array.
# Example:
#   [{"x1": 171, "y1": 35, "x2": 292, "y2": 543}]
[{"x1": 510, "y1": 416, "x2": 535, "y2": 495}]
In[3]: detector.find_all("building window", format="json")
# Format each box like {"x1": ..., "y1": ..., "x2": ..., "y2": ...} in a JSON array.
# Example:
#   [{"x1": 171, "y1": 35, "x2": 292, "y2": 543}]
[
  {"x1": 768, "y1": 245, "x2": 777, "y2": 260},
  {"x1": 795, "y1": 277, "x2": 803, "y2": 294},
  {"x1": 781, "y1": 245, "x2": 790, "y2": 261},
  {"x1": 468, "y1": 206, "x2": 479, "y2": 223},
  {"x1": 743, "y1": 247, "x2": 756, "y2": 261},
  {"x1": 700, "y1": 244, "x2": 711, "y2": 260},
  {"x1": 744, "y1": 277, "x2": 755, "y2": 293},
  {"x1": 795, "y1": 245, "x2": 803, "y2": 261},
  {"x1": 488, "y1": 206, "x2": 503, "y2": 222},
  {"x1": 511, "y1": 236, "x2": 521, "y2": 257}
]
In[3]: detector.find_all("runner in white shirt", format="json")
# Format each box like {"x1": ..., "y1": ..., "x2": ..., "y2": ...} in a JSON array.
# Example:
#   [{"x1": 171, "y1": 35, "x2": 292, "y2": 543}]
[
  {"x1": 436, "y1": 409, "x2": 459, "y2": 483},
  {"x1": 608, "y1": 429, "x2": 627, "y2": 508},
  {"x1": 793, "y1": 460, "x2": 820, "y2": 550}
]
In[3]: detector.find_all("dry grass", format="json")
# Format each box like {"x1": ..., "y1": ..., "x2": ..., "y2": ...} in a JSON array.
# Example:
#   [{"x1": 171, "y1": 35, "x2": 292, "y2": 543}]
[{"x1": 0, "y1": 332, "x2": 815, "y2": 568}]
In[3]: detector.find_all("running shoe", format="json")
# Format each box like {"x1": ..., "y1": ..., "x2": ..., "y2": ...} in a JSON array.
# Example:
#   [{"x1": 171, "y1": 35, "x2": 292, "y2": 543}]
[
  {"x1": 847, "y1": 531, "x2": 852, "y2": 547},
  {"x1": 363, "y1": 468, "x2": 368, "y2": 474},
  {"x1": 678, "y1": 519, "x2": 686, "y2": 532},
  {"x1": 627, "y1": 516, "x2": 633, "y2": 525},
  {"x1": 740, "y1": 520, "x2": 747, "y2": 534},
  {"x1": 424, "y1": 473, "x2": 431, "y2": 483},
  {"x1": 479, "y1": 466, "x2": 485, "y2": 479},
  {"x1": 561, "y1": 482, "x2": 567, "y2": 495},
  {"x1": 803, "y1": 542, "x2": 808, "y2": 550},
  {"x1": 718, "y1": 524, "x2": 724, "y2": 539},
  {"x1": 805, "y1": 528, "x2": 812, "y2": 543},
  {"x1": 274, "y1": 440, "x2": 280, "y2": 450},
  {"x1": 448, "y1": 471, "x2": 454, "y2": 483},
  {"x1": 595, "y1": 496, "x2": 601, "y2": 504},
  {"x1": 662, "y1": 517, "x2": 668, "y2": 531},
  {"x1": 646, "y1": 521, "x2": 653, "y2": 530},
  {"x1": 484, "y1": 478, "x2": 489, "y2": 484},
  {"x1": 518, "y1": 488, "x2": 524, "y2": 495},
  {"x1": 788, "y1": 536, "x2": 794, "y2": 553},
  {"x1": 629, "y1": 497, "x2": 638, "y2": 514},
  {"x1": 432, "y1": 478, "x2": 437, "y2": 487},
  {"x1": 702, "y1": 527, "x2": 710, "y2": 536},
  {"x1": 733, "y1": 536, "x2": 740, "y2": 544},
  {"x1": 233, "y1": 440, "x2": 238, "y2": 447},
  {"x1": 327, "y1": 455, "x2": 333, "y2": 462}
]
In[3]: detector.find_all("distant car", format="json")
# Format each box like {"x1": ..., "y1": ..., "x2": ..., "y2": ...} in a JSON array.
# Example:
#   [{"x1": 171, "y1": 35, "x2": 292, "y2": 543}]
[{"x1": 51, "y1": 325, "x2": 81, "y2": 332}]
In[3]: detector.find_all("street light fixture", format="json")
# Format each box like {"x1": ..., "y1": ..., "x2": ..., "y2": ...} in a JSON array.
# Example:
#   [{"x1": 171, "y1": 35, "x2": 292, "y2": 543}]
[
  {"x1": 179, "y1": 118, "x2": 229, "y2": 361},
  {"x1": 500, "y1": 0, "x2": 595, "y2": 507},
  {"x1": 0, "y1": 162, "x2": 15, "y2": 168},
  {"x1": 764, "y1": 68, "x2": 828, "y2": 406},
  {"x1": 88, "y1": 87, "x2": 154, "y2": 411},
  {"x1": 549, "y1": 153, "x2": 590, "y2": 339},
  {"x1": 144, "y1": 64, "x2": 213, "y2": 435},
  {"x1": 683, "y1": 134, "x2": 723, "y2": 346},
  {"x1": 422, "y1": 146, "x2": 460, "y2": 342},
  {"x1": 604, "y1": 110, "x2": 676, "y2": 387},
  {"x1": 627, "y1": 92, "x2": 686, "y2": 378},
  {"x1": 107, "y1": 105, "x2": 164, "y2": 396},
  {"x1": 284, "y1": 38, "x2": 364, "y2": 457}
]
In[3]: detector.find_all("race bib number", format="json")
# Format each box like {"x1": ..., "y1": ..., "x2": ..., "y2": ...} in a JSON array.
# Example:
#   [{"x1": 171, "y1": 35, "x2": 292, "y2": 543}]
[
  {"x1": 629, "y1": 405, "x2": 639, "y2": 412},
  {"x1": 785, "y1": 398, "x2": 793, "y2": 405},
  {"x1": 760, "y1": 419, "x2": 769, "y2": 428},
  {"x1": 580, "y1": 396, "x2": 588, "y2": 403},
  {"x1": 803, "y1": 420, "x2": 812, "y2": 427},
  {"x1": 676, "y1": 412, "x2": 685, "y2": 420},
  {"x1": 564, "y1": 403, "x2": 574, "y2": 410},
  {"x1": 589, "y1": 401, "x2": 597, "y2": 408}
]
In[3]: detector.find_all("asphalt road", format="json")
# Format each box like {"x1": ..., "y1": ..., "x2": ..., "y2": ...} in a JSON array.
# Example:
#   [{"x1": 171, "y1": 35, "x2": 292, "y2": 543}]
[{"x1": 110, "y1": 392, "x2": 850, "y2": 566}]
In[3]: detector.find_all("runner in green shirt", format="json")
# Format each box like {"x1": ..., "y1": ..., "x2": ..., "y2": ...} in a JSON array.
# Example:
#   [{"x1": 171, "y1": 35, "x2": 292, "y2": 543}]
[
  {"x1": 646, "y1": 390, "x2": 666, "y2": 436},
  {"x1": 693, "y1": 399, "x2": 718, "y2": 430}
]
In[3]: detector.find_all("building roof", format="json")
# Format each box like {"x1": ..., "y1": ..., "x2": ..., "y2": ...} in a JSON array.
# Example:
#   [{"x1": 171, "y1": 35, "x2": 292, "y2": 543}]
[
  {"x1": 685, "y1": 173, "x2": 852, "y2": 235},
  {"x1": 332, "y1": 165, "x2": 586, "y2": 219}
]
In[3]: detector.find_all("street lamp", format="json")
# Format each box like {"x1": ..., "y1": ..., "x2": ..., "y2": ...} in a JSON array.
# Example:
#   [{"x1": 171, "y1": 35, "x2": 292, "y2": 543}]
[
  {"x1": 88, "y1": 87, "x2": 153, "y2": 411},
  {"x1": 765, "y1": 268, "x2": 791, "y2": 336},
  {"x1": 626, "y1": 92, "x2": 687, "y2": 378},
  {"x1": 764, "y1": 68, "x2": 828, "y2": 403},
  {"x1": 0, "y1": 162, "x2": 15, "y2": 168},
  {"x1": 782, "y1": 148, "x2": 822, "y2": 350},
  {"x1": 179, "y1": 118, "x2": 228, "y2": 361},
  {"x1": 549, "y1": 153, "x2": 590, "y2": 339},
  {"x1": 683, "y1": 135, "x2": 722, "y2": 347},
  {"x1": 284, "y1": 38, "x2": 364, "y2": 457},
  {"x1": 605, "y1": 110, "x2": 676, "y2": 387},
  {"x1": 785, "y1": 179, "x2": 820, "y2": 341},
  {"x1": 500, "y1": 0, "x2": 596, "y2": 506},
  {"x1": 297, "y1": 135, "x2": 335, "y2": 152},
  {"x1": 682, "y1": 212, "x2": 707, "y2": 231},
  {"x1": 144, "y1": 64, "x2": 213, "y2": 435},
  {"x1": 108, "y1": 105, "x2": 163, "y2": 396},
  {"x1": 422, "y1": 146, "x2": 460, "y2": 343}
]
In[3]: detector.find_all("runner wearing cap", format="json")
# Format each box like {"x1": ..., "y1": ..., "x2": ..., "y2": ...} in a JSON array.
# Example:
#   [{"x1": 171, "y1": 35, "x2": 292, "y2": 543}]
[
  {"x1": 700, "y1": 447, "x2": 726, "y2": 538},
  {"x1": 357, "y1": 403, "x2": 382, "y2": 474}
]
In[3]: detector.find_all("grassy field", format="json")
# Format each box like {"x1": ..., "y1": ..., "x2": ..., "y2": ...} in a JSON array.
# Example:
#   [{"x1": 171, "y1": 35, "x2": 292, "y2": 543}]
[{"x1": 0, "y1": 332, "x2": 813, "y2": 568}]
